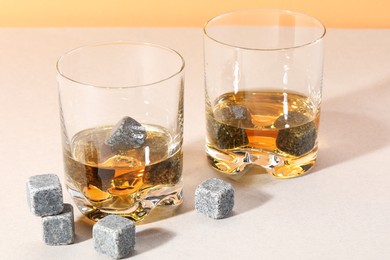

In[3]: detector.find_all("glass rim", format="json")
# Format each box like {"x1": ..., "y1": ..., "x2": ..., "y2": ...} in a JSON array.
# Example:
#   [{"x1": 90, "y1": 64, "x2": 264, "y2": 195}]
[
  {"x1": 56, "y1": 41, "x2": 185, "y2": 89},
  {"x1": 203, "y1": 8, "x2": 326, "y2": 51}
]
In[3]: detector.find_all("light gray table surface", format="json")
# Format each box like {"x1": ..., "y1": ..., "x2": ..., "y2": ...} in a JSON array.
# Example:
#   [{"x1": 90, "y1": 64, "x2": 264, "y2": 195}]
[{"x1": 1, "y1": 28, "x2": 390, "y2": 259}]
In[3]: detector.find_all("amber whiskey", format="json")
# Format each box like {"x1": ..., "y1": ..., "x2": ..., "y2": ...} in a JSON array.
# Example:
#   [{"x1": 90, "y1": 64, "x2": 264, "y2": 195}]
[
  {"x1": 206, "y1": 90, "x2": 320, "y2": 178},
  {"x1": 64, "y1": 124, "x2": 183, "y2": 222}
]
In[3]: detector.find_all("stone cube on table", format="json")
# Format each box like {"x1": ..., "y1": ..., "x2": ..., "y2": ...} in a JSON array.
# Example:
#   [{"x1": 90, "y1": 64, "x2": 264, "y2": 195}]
[
  {"x1": 93, "y1": 215, "x2": 136, "y2": 259},
  {"x1": 42, "y1": 203, "x2": 74, "y2": 245},
  {"x1": 26, "y1": 173, "x2": 63, "y2": 216},
  {"x1": 195, "y1": 178, "x2": 235, "y2": 219}
]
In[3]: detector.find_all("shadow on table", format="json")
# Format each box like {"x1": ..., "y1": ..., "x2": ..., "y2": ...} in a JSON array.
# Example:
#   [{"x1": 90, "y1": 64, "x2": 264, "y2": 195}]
[
  {"x1": 74, "y1": 217, "x2": 94, "y2": 243},
  {"x1": 315, "y1": 78, "x2": 390, "y2": 171},
  {"x1": 131, "y1": 227, "x2": 175, "y2": 258}
]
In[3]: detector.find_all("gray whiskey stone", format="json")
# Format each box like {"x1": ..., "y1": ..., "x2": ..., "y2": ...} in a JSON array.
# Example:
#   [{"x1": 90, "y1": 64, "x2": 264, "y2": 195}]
[
  {"x1": 207, "y1": 104, "x2": 253, "y2": 150},
  {"x1": 195, "y1": 178, "x2": 235, "y2": 219},
  {"x1": 93, "y1": 215, "x2": 135, "y2": 259},
  {"x1": 274, "y1": 111, "x2": 317, "y2": 156},
  {"x1": 105, "y1": 116, "x2": 146, "y2": 153},
  {"x1": 219, "y1": 105, "x2": 253, "y2": 126},
  {"x1": 42, "y1": 203, "x2": 74, "y2": 245},
  {"x1": 26, "y1": 174, "x2": 63, "y2": 216}
]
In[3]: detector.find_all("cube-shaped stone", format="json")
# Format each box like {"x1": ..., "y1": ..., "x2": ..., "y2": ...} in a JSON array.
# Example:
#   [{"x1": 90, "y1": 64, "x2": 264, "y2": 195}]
[
  {"x1": 42, "y1": 203, "x2": 74, "y2": 245},
  {"x1": 93, "y1": 215, "x2": 135, "y2": 259},
  {"x1": 105, "y1": 116, "x2": 146, "y2": 153},
  {"x1": 195, "y1": 178, "x2": 235, "y2": 219},
  {"x1": 274, "y1": 111, "x2": 317, "y2": 156},
  {"x1": 26, "y1": 174, "x2": 63, "y2": 216}
]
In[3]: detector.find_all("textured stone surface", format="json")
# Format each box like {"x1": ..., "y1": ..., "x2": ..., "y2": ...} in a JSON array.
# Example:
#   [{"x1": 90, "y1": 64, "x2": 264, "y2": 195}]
[
  {"x1": 195, "y1": 178, "x2": 235, "y2": 219},
  {"x1": 93, "y1": 215, "x2": 135, "y2": 259},
  {"x1": 26, "y1": 174, "x2": 63, "y2": 216},
  {"x1": 42, "y1": 203, "x2": 74, "y2": 245},
  {"x1": 274, "y1": 111, "x2": 317, "y2": 156},
  {"x1": 105, "y1": 116, "x2": 146, "y2": 153},
  {"x1": 143, "y1": 149, "x2": 183, "y2": 185},
  {"x1": 219, "y1": 105, "x2": 253, "y2": 126},
  {"x1": 207, "y1": 105, "x2": 253, "y2": 150}
]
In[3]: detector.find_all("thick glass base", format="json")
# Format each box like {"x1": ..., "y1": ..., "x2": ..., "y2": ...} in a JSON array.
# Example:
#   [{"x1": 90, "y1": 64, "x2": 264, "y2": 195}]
[
  {"x1": 67, "y1": 182, "x2": 183, "y2": 223},
  {"x1": 206, "y1": 144, "x2": 317, "y2": 178}
]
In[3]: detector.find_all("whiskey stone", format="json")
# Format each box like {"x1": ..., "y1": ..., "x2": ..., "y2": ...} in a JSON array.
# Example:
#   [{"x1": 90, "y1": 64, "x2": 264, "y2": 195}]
[
  {"x1": 211, "y1": 120, "x2": 249, "y2": 149},
  {"x1": 207, "y1": 105, "x2": 253, "y2": 149},
  {"x1": 105, "y1": 116, "x2": 146, "y2": 153},
  {"x1": 42, "y1": 203, "x2": 74, "y2": 245},
  {"x1": 195, "y1": 178, "x2": 234, "y2": 219},
  {"x1": 143, "y1": 150, "x2": 182, "y2": 185},
  {"x1": 26, "y1": 174, "x2": 63, "y2": 216},
  {"x1": 274, "y1": 111, "x2": 311, "y2": 129},
  {"x1": 274, "y1": 111, "x2": 317, "y2": 156},
  {"x1": 219, "y1": 105, "x2": 253, "y2": 127},
  {"x1": 93, "y1": 215, "x2": 135, "y2": 259}
]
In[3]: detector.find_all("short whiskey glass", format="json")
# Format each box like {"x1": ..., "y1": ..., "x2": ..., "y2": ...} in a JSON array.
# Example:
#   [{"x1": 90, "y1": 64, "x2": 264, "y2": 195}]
[
  {"x1": 57, "y1": 42, "x2": 185, "y2": 222},
  {"x1": 204, "y1": 9, "x2": 325, "y2": 178}
]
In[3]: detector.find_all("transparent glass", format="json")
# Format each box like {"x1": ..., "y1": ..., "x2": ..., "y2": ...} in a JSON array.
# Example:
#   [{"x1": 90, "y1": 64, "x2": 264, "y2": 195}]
[
  {"x1": 57, "y1": 42, "x2": 185, "y2": 222},
  {"x1": 204, "y1": 9, "x2": 325, "y2": 178}
]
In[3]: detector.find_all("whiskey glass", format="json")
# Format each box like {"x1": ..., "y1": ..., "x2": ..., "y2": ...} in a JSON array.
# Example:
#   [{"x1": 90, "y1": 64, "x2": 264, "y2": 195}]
[
  {"x1": 204, "y1": 9, "x2": 325, "y2": 178},
  {"x1": 57, "y1": 42, "x2": 184, "y2": 222}
]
